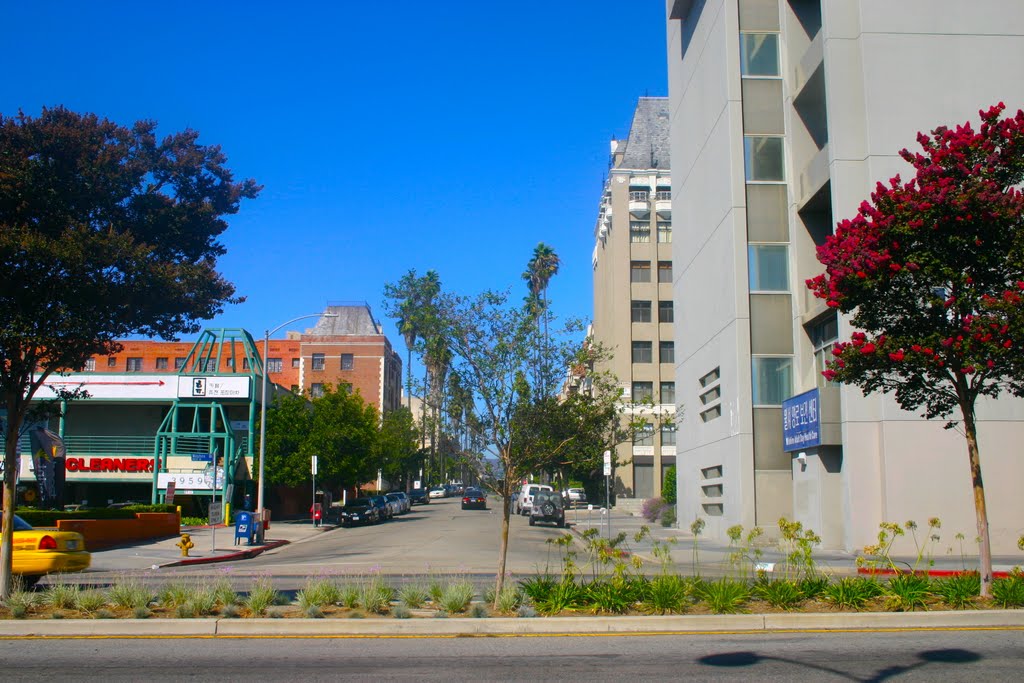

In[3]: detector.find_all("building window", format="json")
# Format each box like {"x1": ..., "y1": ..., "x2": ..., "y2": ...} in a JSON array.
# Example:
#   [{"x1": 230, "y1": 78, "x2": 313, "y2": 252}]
[
  {"x1": 107, "y1": 356, "x2": 117, "y2": 368},
  {"x1": 155, "y1": 357, "x2": 168, "y2": 370},
  {"x1": 655, "y1": 188, "x2": 671, "y2": 200},
  {"x1": 658, "y1": 261, "x2": 673, "y2": 283},
  {"x1": 752, "y1": 356, "x2": 793, "y2": 406},
  {"x1": 659, "y1": 300, "x2": 674, "y2": 323},
  {"x1": 630, "y1": 261, "x2": 651, "y2": 283},
  {"x1": 310, "y1": 383, "x2": 325, "y2": 398},
  {"x1": 810, "y1": 314, "x2": 840, "y2": 389},
  {"x1": 630, "y1": 222, "x2": 651, "y2": 243},
  {"x1": 312, "y1": 353, "x2": 325, "y2": 371},
  {"x1": 292, "y1": 358, "x2": 300, "y2": 369},
  {"x1": 126, "y1": 357, "x2": 143, "y2": 372},
  {"x1": 660, "y1": 381, "x2": 675, "y2": 405},
  {"x1": 174, "y1": 357, "x2": 186, "y2": 370},
  {"x1": 83, "y1": 358, "x2": 96, "y2": 372},
  {"x1": 657, "y1": 224, "x2": 672, "y2": 243},
  {"x1": 629, "y1": 190, "x2": 649, "y2": 201},
  {"x1": 633, "y1": 423, "x2": 654, "y2": 447},
  {"x1": 632, "y1": 381, "x2": 654, "y2": 403},
  {"x1": 242, "y1": 358, "x2": 249, "y2": 370},
  {"x1": 225, "y1": 358, "x2": 235, "y2": 369},
  {"x1": 631, "y1": 300, "x2": 652, "y2": 323},
  {"x1": 661, "y1": 423, "x2": 677, "y2": 447},
  {"x1": 632, "y1": 341, "x2": 653, "y2": 363},
  {"x1": 748, "y1": 244, "x2": 789, "y2": 291},
  {"x1": 744, "y1": 136, "x2": 785, "y2": 182},
  {"x1": 740, "y1": 33, "x2": 780, "y2": 77},
  {"x1": 341, "y1": 353, "x2": 354, "y2": 370},
  {"x1": 660, "y1": 341, "x2": 675, "y2": 364},
  {"x1": 267, "y1": 358, "x2": 283, "y2": 373}
]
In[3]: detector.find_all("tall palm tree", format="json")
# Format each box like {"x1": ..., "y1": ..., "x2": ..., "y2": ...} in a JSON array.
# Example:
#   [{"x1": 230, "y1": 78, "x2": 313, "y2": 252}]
[{"x1": 522, "y1": 243, "x2": 560, "y2": 395}]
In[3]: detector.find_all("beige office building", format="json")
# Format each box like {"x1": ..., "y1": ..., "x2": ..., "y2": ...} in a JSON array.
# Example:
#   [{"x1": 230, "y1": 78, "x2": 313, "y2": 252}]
[
  {"x1": 591, "y1": 98, "x2": 677, "y2": 501},
  {"x1": 665, "y1": 0, "x2": 1024, "y2": 552}
]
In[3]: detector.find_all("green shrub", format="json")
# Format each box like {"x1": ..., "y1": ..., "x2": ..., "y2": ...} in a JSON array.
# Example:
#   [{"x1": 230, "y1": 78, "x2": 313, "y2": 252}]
[
  {"x1": 660, "y1": 506, "x2": 677, "y2": 528},
  {"x1": 108, "y1": 579, "x2": 152, "y2": 609},
  {"x1": 661, "y1": 466, "x2": 677, "y2": 505},
  {"x1": 584, "y1": 580, "x2": 635, "y2": 614},
  {"x1": 187, "y1": 587, "x2": 219, "y2": 616},
  {"x1": 519, "y1": 575, "x2": 558, "y2": 605},
  {"x1": 697, "y1": 578, "x2": 750, "y2": 614},
  {"x1": 339, "y1": 585, "x2": 361, "y2": 609},
  {"x1": 305, "y1": 605, "x2": 324, "y2": 619},
  {"x1": 798, "y1": 576, "x2": 830, "y2": 600},
  {"x1": 359, "y1": 576, "x2": 394, "y2": 614},
  {"x1": 392, "y1": 604, "x2": 412, "y2": 619},
  {"x1": 43, "y1": 583, "x2": 80, "y2": 610},
  {"x1": 496, "y1": 585, "x2": 522, "y2": 613},
  {"x1": 438, "y1": 580, "x2": 475, "y2": 614},
  {"x1": 533, "y1": 579, "x2": 582, "y2": 616},
  {"x1": 991, "y1": 573, "x2": 1024, "y2": 608},
  {"x1": 95, "y1": 608, "x2": 116, "y2": 620},
  {"x1": 244, "y1": 577, "x2": 279, "y2": 616},
  {"x1": 469, "y1": 603, "x2": 489, "y2": 618},
  {"x1": 397, "y1": 583, "x2": 429, "y2": 609},
  {"x1": 884, "y1": 574, "x2": 932, "y2": 612},
  {"x1": 643, "y1": 574, "x2": 689, "y2": 614},
  {"x1": 297, "y1": 578, "x2": 340, "y2": 610},
  {"x1": 822, "y1": 577, "x2": 882, "y2": 610},
  {"x1": 158, "y1": 582, "x2": 192, "y2": 609},
  {"x1": 133, "y1": 606, "x2": 152, "y2": 619},
  {"x1": 75, "y1": 589, "x2": 109, "y2": 613},
  {"x1": 932, "y1": 573, "x2": 980, "y2": 610},
  {"x1": 754, "y1": 579, "x2": 804, "y2": 610},
  {"x1": 211, "y1": 578, "x2": 239, "y2": 607},
  {"x1": 4, "y1": 590, "x2": 36, "y2": 618},
  {"x1": 220, "y1": 604, "x2": 241, "y2": 619}
]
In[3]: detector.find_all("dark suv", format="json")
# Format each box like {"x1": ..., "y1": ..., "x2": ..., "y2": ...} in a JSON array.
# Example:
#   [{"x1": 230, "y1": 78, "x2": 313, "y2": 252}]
[{"x1": 529, "y1": 490, "x2": 565, "y2": 528}]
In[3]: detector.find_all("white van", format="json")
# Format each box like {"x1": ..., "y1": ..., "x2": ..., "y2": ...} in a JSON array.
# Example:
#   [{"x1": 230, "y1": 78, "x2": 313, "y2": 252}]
[{"x1": 516, "y1": 483, "x2": 553, "y2": 515}]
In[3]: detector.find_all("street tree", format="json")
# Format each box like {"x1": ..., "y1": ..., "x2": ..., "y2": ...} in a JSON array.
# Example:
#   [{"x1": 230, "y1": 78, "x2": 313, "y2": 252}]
[
  {"x1": 375, "y1": 407, "x2": 420, "y2": 489},
  {"x1": 522, "y1": 243, "x2": 560, "y2": 394},
  {"x1": 806, "y1": 103, "x2": 1024, "y2": 596},
  {"x1": 0, "y1": 107, "x2": 259, "y2": 598},
  {"x1": 383, "y1": 269, "x2": 441, "y2": 414}
]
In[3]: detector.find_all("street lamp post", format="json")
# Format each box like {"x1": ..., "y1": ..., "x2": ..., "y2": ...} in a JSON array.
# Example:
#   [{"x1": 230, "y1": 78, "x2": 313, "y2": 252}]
[{"x1": 256, "y1": 312, "x2": 335, "y2": 539}]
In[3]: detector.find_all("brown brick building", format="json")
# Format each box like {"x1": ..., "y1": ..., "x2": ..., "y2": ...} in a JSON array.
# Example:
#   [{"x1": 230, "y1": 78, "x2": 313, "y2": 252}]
[{"x1": 83, "y1": 304, "x2": 402, "y2": 413}]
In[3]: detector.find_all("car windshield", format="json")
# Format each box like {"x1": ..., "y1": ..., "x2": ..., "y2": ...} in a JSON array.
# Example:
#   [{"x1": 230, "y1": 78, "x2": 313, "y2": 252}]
[
  {"x1": 465, "y1": 489, "x2": 482, "y2": 496},
  {"x1": 346, "y1": 498, "x2": 372, "y2": 508},
  {"x1": 12, "y1": 514, "x2": 33, "y2": 531},
  {"x1": 535, "y1": 491, "x2": 561, "y2": 505},
  {"x1": 386, "y1": 494, "x2": 399, "y2": 500}
]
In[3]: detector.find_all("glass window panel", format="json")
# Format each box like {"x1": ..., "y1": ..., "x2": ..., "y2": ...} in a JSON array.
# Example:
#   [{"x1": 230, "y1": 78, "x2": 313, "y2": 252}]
[
  {"x1": 632, "y1": 381, "x2": 653, "y2": 403},
  {"x1": 661, "y1": 423, "x2": 677, "y2": 446},
  {"x1": 630, "y1": 222, "x2": 651, "y2": 243},
  {"x1": 660, "y1": 341, "x2": 675, "y2": 364},
  {"x1": 748, "y1": 244, "x2": 789, "y2": 291},
  {"x1": 312, "y1": 353, "x2": 325, "y2": 370},
  {"x1": 634, "y1": 423, "x2": 654, "y2": 446},
  {"x1": 659, "y1": 300, "x2": 674, "y2": 323},
  {"x1": 632, "y1": 341, "x2": 653, "y2": 363},
  {"x1": 658, "y1": 224, "x2": 672, "y2": 243},
  {"x1": 631, "y1": 300, "x2": 652, "y2": 323},
  {"x1": 660, "y1": 382, "x2": 675, "y2": 405},
  {"x1": 751, "y1": 356, "x2": 793, "y2": 405},
  {"x1": 630, "y1": 261, "x2": 651, "y2": 283},
  {"x1": 341, "y1": 353, "x2": 354, "y2": 370},
  {"x1": 744, "y1": 136, "x2": 785, "y2": 181},
  {"x1": 740, "y1": 33, "x2": 780, "y2": 77},
  {"x1": 658, "y1": 261, "x2": 673, "y2": 283}
]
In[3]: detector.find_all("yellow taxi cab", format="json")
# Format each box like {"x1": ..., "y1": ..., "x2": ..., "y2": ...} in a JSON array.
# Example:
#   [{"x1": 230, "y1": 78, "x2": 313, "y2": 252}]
[{"x1": 2, "y1": 514, "x2": 90, "y2": 586}]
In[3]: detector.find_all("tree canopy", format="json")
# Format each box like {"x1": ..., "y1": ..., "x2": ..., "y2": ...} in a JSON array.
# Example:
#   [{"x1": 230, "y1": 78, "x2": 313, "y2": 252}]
[
  {"x1": 0, "y1": 106, "x2": 259, "y2": 598},
  {"x1": 807, "y1": 103, "x2": 1024, "y2": 596}
]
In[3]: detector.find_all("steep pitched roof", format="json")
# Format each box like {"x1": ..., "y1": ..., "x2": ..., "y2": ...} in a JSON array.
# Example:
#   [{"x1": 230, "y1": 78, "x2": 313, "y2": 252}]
[{"x1": 618, "y1": 97, "x2": 671, "y2": 171}]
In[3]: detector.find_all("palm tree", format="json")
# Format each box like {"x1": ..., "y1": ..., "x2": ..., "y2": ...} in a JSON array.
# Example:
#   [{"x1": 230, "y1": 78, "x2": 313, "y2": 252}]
[{"x1": 522, "y1": 243, "x2": 560, "y2": 395}]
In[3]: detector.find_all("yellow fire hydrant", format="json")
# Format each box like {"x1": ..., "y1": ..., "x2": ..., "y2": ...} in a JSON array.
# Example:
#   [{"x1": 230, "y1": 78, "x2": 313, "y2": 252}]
[{"x1": 176, "y1": 533, "x2": 194, "y2": 557}]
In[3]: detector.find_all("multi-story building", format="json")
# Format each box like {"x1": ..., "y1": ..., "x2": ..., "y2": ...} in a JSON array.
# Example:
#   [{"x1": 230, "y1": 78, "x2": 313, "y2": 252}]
[
  {"x1": 665, "y1": 0, "x2": 1024, "y2": 552},
  {"x1": 85, "y1": 304, "x2": 402, "y2": 414},
  {"x1": 592, "y1": 97, "x2": 677, "y2": 501}
]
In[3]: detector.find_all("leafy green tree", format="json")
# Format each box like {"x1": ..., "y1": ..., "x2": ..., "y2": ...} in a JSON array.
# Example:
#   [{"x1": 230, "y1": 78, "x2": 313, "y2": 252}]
[
  {"x1": 807, "y1": 103, "x2": 1024, "y2": 596},
  {"x1": 261, "y1": 385, "x2": 379, "y2": 493},
  {"x1": 522, "y1": 243, "x2": 560, "y2": 394},
  {"x1": 0, "y1": 107, "x2": 258, "y2": 598},
  {"x1": 375, "y1": 407, "x2": 420, "y2": 488},
  {"x1": 383, "y1": 269, "x2": 441, "y2": 413},
  {"x1": 661, "y1": 466, "x2": 677, "y2": 505}
]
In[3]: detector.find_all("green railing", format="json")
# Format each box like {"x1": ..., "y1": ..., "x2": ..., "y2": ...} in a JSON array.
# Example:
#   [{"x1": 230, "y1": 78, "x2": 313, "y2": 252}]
[{"x1": 62, "y1": 435, "x2": 155, "y2": 455}]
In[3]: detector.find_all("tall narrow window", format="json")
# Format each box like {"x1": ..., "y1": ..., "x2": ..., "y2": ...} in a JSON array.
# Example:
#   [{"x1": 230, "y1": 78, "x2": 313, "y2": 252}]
[
  {"x1": 292, "y1": 358, "x2": 301, "y2": 369},
  {"x1": 631, "y1": 300, "x2": 652, "y2": 323},
  {"x1": 657, "y1": 224, "x2": 672, "y2": 243},
  {"x1": 630, "y1": 222, "x2": 651, "y2": 243},
  {"x1": 107, "y1": 356, "x2": 117, "y2": 368},
  {"x1": 660, "y1": 381, "x2": 676, "y2": 405},
  {"x1": 659, "y1": 300, "x2": 674, "y2": 323},
  {"x1": 155, "y1": 357, "x2": 169, "y2": 370},
  {"x1": 751, "y1": 357, "x2": 793, "y2": 405},
  {"x1": 661, "y1": 423, "x2": 677, "y2": 447},
  {"x1": 748, "y1": 244, "x2": 789, "y2": 291},
  {"x1": 174, "y1": 357, "x2": 186, "y2": 370},
  {"x1": 659, "y1": 341, "x2": 675, "y2": 364},
  {"x1": 312, "y1": 353, "x2": 325, "y2": 371},
  {"x1": 744, "y1": 136, "x2": 785, "y2": 182},
  {"x1": 810, "y1": 314, "x2": 840, "y2": 389},
  {"x1": 267, "y1": 358, "x2": 283, "y2": 373},
  {"x1": 632, "y1": 381, "x2": 654, "y2": 403},
  {"x1": 740, "y1": 33, "x2": 780, "y2": 76},
  {"x1": 632, "y1": 341, "x2": 653, "y2": 363},
  {"x1": 341, "y1": 353, "x2": 354, "y2": 370},
  {"x1": 310, "y1": 383, "x2": 325, "y2": 398},
  {"x1": 658, "y1": 261, "x2": 673, "y2": 283},
  {"x1": 126, "y1": 357, "x2": 143, "y2": 372},
  {"x1": 83, "y1": 358, "x2": 96, "y2": 371},
  {"x1": 633, "y1": 423, "x2": 655, "y2": 447}
]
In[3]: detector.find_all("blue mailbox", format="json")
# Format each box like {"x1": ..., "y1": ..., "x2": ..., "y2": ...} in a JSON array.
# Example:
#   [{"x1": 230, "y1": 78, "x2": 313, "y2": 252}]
[{"x1": 234, "y1": 511, "x2": 255, "y2": 545}]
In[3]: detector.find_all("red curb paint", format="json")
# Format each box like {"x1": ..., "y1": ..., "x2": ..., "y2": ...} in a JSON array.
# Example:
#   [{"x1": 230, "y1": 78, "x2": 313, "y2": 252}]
[
  {"x1": 857, "y1": 567, "x2": 1013, "y2": 579},
  {"x1": 161, "y1": 540, "x2": 289, "y2": 567}
]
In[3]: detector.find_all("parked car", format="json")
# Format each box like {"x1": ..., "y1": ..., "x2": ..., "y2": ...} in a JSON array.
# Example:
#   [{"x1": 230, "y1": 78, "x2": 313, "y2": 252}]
[
  {"x1": 516, "y1": 483, "x2": 553, "y2": 515},
  {"x1": 409, "y1": 488, "x2": 430, "y2": 505},
  {"x1": 461, "y1": 488, "x2": 487, "y2": 510},
  {"x1": 564, "y1": 488, "x2": 587, "y2": 507},
  {"x1": 340, "y1": 498, "x2": 379, "y2": 527},
  {"x1": 428, "y1": 487, "x2": 447, "y2": 499},
  {"x1": 3, "y1": 514, "x2": 90, "y2": 587},
  {"x1": 529, "y1": 490, "x2": 565, "y2": 528},
  {"x1": 385, "y1": 492, "x2": 410, "y2": 515},
  {"x1": 369, "y1": 494, "x2": 392, "y2": 521}
]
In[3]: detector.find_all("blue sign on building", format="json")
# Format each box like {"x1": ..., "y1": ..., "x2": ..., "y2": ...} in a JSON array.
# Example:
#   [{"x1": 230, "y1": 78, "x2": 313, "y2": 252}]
[
  {"x1": 190, "y1": 453, "x2": 213, "y2": 462},
  {"x1": 782, "y1": 388, "x2": 821, "y2": 452}
]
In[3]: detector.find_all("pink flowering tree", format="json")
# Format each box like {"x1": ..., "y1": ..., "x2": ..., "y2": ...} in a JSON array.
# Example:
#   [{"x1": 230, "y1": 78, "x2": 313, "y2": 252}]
[{"x1": 807, "y1": 104, "x2": 1024, "y2": 596}]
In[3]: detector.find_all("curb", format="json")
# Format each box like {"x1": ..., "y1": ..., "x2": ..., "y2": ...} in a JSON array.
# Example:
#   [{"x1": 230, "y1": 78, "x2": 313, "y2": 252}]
[
  {"x1": 1, "y1": 610, "x2": 1023, "y2": 638},
  {"x1": 159, "y1": 540, "x2": 290, "y2": 568},
  {"x1": 857, "y1": 567, "x2": 1016, "y2": 579}
]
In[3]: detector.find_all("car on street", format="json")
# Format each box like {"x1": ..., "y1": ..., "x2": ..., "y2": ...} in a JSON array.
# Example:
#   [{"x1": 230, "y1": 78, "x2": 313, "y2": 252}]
[
  {"x1": 529, "y1": 490, "x2": 565, "y2": 528},
  {"x1": 3, "y1": 514, "x2": 90, "y2": 586},
  {"x1": 564, "y1": 488, "x2": 587, "y2": 507},
  {"x1": 340, "y1": 498, "x2": 380, "y2": 527},
  {"x1": 369, "y1": 494, "x2": 392, "y2": 520},
  {"x1": 461, "y1": 488, "x2": 487, "y2": 510},
  {"x1": 408, "y1": 488, "x2": 430, "y2": 505},
  {"x1": 516, "y1": 483, "x2": 553, "y2": 515},
  {"x1": 386, "y1": 492, "x2": 410, "y2": 515},
  {"x1": 428, "y1": 486, "x2": 447, "y2": 499}
]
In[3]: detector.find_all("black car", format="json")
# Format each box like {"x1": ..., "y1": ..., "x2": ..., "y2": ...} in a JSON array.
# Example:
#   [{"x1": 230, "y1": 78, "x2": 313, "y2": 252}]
[
  {"x1": 529, "y1": 490, "x2": 565, "y2": 528},
  {"x1": 340, "y1": 497, "x2": 379, "y2": 527},
  {"x1": 408, "y1": 488, "x2": 430, "y2": 505},
  {"x1": 461, "y1": 488, "x2": 487, "y2": 510}
]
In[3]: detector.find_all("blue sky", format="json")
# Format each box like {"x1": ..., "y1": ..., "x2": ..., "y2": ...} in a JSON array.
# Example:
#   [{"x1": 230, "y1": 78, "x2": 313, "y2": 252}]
[{"x1": 3, "y1": 1, "x2": 668, "y2": 369}]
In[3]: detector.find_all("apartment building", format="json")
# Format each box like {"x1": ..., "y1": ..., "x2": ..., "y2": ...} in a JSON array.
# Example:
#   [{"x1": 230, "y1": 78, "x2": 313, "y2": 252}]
[
  {"x1": 665, "y1": 0, "x2": 1024, "y2": 552},
  {"x1": 592, "y1": 97, "x2": 677, "y2": 500}
]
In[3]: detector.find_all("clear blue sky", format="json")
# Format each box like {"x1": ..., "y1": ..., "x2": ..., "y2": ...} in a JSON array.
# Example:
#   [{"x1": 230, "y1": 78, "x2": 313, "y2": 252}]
[{"x1": 2, "y1": 1, "x2": 668, "y2": 369}]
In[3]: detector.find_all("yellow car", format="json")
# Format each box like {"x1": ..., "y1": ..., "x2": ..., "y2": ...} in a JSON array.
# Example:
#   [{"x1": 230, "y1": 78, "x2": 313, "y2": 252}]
[{"x1": 3, "y1": 514, "x2": 90, "y2": 586}]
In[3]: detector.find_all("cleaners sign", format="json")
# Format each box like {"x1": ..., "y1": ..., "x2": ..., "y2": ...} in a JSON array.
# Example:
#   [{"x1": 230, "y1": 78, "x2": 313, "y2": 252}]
[{"x1": 782, "y1": 388, "x2": 820, "y2": 451}]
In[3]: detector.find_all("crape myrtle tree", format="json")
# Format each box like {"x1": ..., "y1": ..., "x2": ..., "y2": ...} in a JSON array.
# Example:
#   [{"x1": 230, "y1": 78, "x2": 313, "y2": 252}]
[
  {"x1": 807, "y1": 104, "x2": 1024, "y2": 597},
  {"x1": 0, "y1": 107, "x2": 259, "y2": 598}
]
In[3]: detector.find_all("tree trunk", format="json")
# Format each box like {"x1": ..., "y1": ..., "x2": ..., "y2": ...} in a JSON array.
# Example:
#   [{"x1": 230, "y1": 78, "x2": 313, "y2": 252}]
[
  {"x1": 1, "y1": 412, "x2": 20, "y2": 600},
  {"x1": 961, "y1": 405, "x2": 993, "y2": 597},
  {"x1": 406, "y1": 348, "x2": 413, "y2": 412},
  {"x1": 494, "y1": 482, "x2": 511, "y2": 609}
]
